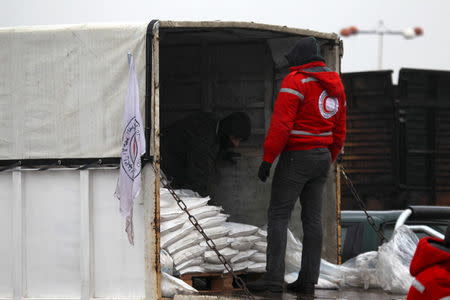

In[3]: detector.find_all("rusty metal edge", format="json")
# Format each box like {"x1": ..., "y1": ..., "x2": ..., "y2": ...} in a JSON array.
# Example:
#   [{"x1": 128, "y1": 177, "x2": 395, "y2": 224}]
[{"x1": 158, "y1": 20, "x2": 339, "y2": 41}]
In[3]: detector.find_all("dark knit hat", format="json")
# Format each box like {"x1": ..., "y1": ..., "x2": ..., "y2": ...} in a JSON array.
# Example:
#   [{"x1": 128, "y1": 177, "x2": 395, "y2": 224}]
[
  {"x1": 219, "y1": 112, "x2": 251, "y2": 141},
  {"x1": 285, "y1": 37, "x2": 325, "y2": 67}
]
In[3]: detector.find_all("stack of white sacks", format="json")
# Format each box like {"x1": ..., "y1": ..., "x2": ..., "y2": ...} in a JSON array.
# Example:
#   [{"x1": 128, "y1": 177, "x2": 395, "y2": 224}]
[
  {"x1": 160, "y1": 188, "x2": 268, "y2": 275},
  {"x1": 161, "y1": 188, "x2": 419, "y2": 296}
]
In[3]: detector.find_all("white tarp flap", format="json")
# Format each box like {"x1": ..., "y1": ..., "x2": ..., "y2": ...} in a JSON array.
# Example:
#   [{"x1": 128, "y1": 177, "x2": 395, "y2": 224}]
[{"x1": 0, "y1": 23, "x2": 147, "y2": 159}]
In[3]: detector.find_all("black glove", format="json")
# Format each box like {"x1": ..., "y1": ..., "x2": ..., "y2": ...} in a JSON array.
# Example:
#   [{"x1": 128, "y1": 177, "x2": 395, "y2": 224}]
[
  {"x1": 337, "y1": 153, "x2": 344, "y2": 164},
  {"x1": 258, "y1": 161, "x2": 272, "y2": 182},
  {"x1": 221, "y1": 151, "x2": 241, "y2": 164}
]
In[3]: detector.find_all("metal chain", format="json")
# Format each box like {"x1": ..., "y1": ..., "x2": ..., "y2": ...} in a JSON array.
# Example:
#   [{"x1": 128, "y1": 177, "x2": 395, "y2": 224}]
[
  {"x1": 341, "y1": 166, "x2": 388, "y2": 244},
  {"x1": 151, "y1": 163, "x2": 255, "y2": 300}
]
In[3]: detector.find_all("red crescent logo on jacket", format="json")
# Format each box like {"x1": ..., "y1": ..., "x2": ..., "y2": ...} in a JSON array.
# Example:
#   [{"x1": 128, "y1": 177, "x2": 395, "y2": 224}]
[{"x1": 318, "y1": 90, "x2": 339, "y2": 119}]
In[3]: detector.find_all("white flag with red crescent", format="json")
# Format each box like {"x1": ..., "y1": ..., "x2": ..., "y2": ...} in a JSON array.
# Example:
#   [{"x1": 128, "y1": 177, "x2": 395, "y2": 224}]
[{"x1": 115, "y1": 54, "x2": 146, "y2": 245}]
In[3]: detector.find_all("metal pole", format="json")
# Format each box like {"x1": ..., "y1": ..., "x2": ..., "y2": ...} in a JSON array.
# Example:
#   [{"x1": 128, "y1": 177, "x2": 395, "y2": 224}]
[{"x1": 378, "y1": 32, "x2": 384, "y2": 70}]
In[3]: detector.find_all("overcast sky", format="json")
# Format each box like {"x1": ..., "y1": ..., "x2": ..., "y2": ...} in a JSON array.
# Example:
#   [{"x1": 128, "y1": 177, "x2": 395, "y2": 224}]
[{"x1": 2, "y1": 0, "x2": 449, "y2": 79}]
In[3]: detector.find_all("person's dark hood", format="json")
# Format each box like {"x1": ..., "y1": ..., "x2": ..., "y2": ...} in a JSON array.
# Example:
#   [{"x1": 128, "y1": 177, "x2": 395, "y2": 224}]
[
  {"x1": 285, "y1": 37, "x2": 325, "y2": 67},
  {"x1": 410, "y1": 237, "x2": 450, "y2": 276},
  {"x1": 290, "y1": 61, "x2": 345, "y2": 99},
  {"x1": 218, "y1": 112, "x2": 251, "y2": 141}
]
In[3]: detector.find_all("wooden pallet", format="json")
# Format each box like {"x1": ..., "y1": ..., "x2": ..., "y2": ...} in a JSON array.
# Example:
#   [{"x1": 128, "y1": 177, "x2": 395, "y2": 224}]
[{"x1": 180, "y1": 272, "x2": 246, "y2": 292}]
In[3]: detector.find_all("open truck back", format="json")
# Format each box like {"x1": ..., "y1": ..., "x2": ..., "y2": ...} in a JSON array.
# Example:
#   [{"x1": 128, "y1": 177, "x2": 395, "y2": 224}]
[{"x1": 0, "y1": 21, "x2": 343, "y2": 299}]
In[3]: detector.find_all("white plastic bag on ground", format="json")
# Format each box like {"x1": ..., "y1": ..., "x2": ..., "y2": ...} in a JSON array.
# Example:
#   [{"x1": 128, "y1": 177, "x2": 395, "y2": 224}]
[
  {"x1": 376, "y1": 225, "x2": 419, "y2": 294},
  {"x1": 337, "y1": 251, "x2": 379, "y2": 289},
  {"x1": 160, "y1": 249, "x2": 174, "y2": 275},
  {"x1": 161, "y1": 272, "x2": 198, "y2": 297},
  {"x1": 225, "y1": 222, "x2": 259, "y2": 237},
  {"x1": 285, "y1": 229, "x2": 303, "y2": 274}
]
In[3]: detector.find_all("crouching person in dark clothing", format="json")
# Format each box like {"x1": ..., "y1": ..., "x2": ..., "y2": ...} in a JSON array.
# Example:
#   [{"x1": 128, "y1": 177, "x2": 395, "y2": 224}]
[
  {"x1": 247, "y1": 37, "x2": 346, "y2": 295},
  {"x1": 160, "y1": 112, "x2": 251, "y2": 197}
]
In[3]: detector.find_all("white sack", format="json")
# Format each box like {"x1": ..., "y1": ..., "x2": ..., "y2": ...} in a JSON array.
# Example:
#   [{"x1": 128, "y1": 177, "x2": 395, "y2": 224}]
[
  {"x1": 179, "y1": 266, "x2": 205, "y2": 275},
  {"x1": 253, "y1": 241, "x2": 267, "y2": 253},
  {"x1": 175, "y1": 257, "x2": 204, "y2": 273},
  {"x1": 203, "y1": 264, "x2": 226, "y2": 273},
  {"x1": 200, "y1": 237, "x2": 232, "y2": 251},
  {"x1": 230, "y1": 236, "x2": 261, "y2": 251},
  {"x1": 228, "y1": 261, "x2": 248, "y2": 272},
  {"x1": 203, "y1": 226, "x2": 231, "y2": 240},
  {"x1": 251, "y1": 252, "x2": 266, "y2": 263},
  {"x1": 160, "y1": 210, "x2": 184, "y2": 222},
  {"x1": 166, "y1": 232, "x2": 203, "y2": 255},
  {"x1": 161, "y1": 210, "x2": 224, "y2": 235},
  {"x1": 198, "y1": 214, "x2": 229, "y2": 229},
  {"x1": 160, "y1": 190, "x2": 209, "y2": 210},
  {"x1": 160, "y1": 217, "x2": 186, "y2": 235},
  {"x1": 189, "y1": 206, "x2": 222, "y2": 220},
  {"x1": 160, "y1": 249, "x2": 174, "y2": 275},
  {"x1": 231, "y1": 250, "x2": 258, "y2": 264},
  {"x1": 204, "y1": 247, "x2": 239, "y2": 264},
  {"x1": 225, "y1": 222, "x2": 259, "y2": 237},
  {"x1": 256, "y1": 228, "x2": 267, "y2": 239},
  {"x1": 247, "y1": 262, "x2": 266, "y2": 273},
  {"x1": 173, "y1": 189, "x2": 200, "y2": 197},
  {"x1": 161, "y1": 223, "x2": 194, "y2": 249},
  {"x1": 173, "y1": 245, "x2": 206, "y2": 266},
  {"x1": 163, "y1": 206, "x2": 221, "y2": 225},
  {"x1": 161, "y1": 272, "x2": 198, "y2": 297}
]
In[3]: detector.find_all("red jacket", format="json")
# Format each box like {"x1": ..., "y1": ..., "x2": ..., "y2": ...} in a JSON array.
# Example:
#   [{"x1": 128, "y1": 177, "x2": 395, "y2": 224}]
[
  {"x1": 407, "y1": 237, "x2": 450, "y2": 300},
  {"x1": 263, "y1": 61, "x2": 346, "y2": 163}
]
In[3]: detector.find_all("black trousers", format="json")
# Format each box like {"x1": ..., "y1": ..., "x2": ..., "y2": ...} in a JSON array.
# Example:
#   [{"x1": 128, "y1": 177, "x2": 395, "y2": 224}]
[{"x1": 265, "y1": 148, "x2": 331, "y2": 284}]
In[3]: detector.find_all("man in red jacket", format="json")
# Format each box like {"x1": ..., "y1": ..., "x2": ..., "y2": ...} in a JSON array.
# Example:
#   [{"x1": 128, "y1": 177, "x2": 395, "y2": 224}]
[
  {"x1": 407, "y1": 225, "x2": 450, "y2": 300},
  {"x1": 248, "y1": 37, "x2": 346, "y2": 295}
]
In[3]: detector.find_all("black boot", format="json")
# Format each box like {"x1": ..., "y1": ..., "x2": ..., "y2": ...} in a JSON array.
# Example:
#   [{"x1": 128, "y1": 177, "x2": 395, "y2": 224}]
[
  {"x1": 286, "y1": 278, "x2": 315, "y2": 295},
  {"x1": 246, "y1": 279, "x2": 283, "y2": 293}
]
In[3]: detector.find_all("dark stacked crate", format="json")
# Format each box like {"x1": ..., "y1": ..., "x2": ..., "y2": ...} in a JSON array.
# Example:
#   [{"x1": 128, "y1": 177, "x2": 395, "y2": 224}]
[{"x1": 341, "y1": 71, "x2": 396, "y2": 210}]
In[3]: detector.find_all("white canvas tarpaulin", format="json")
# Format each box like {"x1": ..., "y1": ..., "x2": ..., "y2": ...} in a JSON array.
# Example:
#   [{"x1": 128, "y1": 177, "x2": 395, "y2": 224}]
[{"x1": 0, "y1": 23, "x2": 147, "y2": 159}]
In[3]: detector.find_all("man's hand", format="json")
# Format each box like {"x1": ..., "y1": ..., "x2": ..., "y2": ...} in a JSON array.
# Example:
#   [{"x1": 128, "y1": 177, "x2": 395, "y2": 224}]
[{"x1": 258, "y1": 161, "x2": 272, "y2": 182}]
